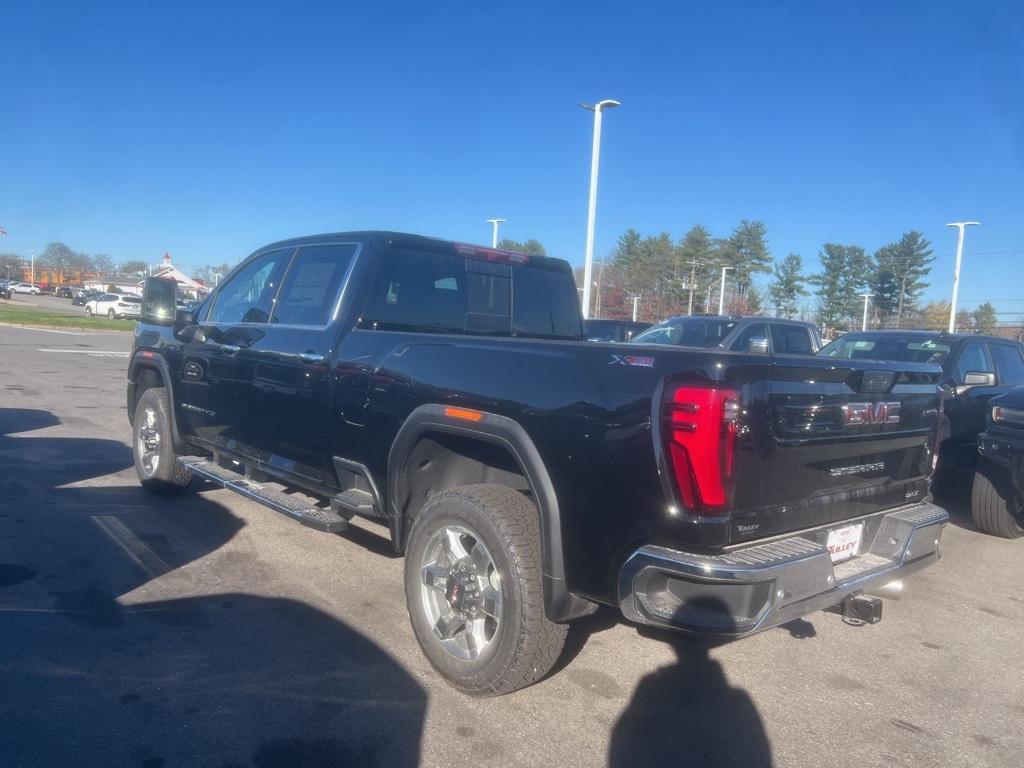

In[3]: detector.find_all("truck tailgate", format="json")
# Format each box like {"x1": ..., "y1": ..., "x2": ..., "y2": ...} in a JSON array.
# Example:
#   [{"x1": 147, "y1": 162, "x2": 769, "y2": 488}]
[{"x1": 729, "y1": 357, "x2": 942, "y2": 543}]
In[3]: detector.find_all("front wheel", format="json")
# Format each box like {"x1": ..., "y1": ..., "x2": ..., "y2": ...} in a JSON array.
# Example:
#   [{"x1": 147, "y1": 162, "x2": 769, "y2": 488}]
[
  {"x1": 133, "y1": 387, "x2": 192, "y2": 494},
  {"x1": 404, "y1": 484, "x2": 567, "y2": 696},
  {"x1": 107, "y1": 308, "x2": 116, "y2": 319},
  {"x1": 971, "y1": 461, "x2": 1023, "y2": 538}
]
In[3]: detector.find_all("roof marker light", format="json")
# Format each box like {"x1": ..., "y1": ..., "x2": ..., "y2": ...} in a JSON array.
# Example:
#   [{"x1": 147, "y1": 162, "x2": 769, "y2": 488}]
[{"x1": 454, "y1": 243, "x2": 530, "y2": 265}]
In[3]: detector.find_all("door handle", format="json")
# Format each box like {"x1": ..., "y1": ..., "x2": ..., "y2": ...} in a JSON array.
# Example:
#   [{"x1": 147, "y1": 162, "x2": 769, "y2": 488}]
[
  {"x1": 220, "y1": 344, "x2": 240, "y2": 355},
  {"x1": 298, "y1": 352, "x2": 326, "y2": 365}
]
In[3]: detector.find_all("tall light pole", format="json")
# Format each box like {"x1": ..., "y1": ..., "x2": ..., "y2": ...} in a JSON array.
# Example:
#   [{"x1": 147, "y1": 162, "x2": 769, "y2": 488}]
[
  {"x1": 27, "y1": 250, "x2": 35, "y2": 285},
  {"x1": 485, "y1": 218, "x2": 506, "y2": 249},
  {"x1": 946, "y1": 221, "x2": 980, "y2": 333},
  {"x1": 579, "y1": 98, "x2": 620, "y2": 319},
  {"x1": 860, "y1": 292, "x2": 873, "y2": 331},
  {"x1": 717, "y1": 266, "x2": 733, "y2": 315}
]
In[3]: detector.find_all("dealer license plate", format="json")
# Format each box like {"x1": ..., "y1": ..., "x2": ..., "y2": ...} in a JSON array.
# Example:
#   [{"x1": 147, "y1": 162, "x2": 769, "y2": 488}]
[{"x1": 826, "y1": 523, "x2": 863, "y2": 563}]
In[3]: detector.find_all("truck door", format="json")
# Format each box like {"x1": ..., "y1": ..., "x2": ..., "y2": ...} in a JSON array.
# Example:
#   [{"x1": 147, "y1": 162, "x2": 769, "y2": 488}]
[
  {"x1": 173, "y1": 247, "x2": 293, "y2": 452},
  {"x1": 944, "y1": 341, "x2": 1000, "y2": 466},
  {"x1": 228, "y1": 242, "x2": 360, "y2": 487}
]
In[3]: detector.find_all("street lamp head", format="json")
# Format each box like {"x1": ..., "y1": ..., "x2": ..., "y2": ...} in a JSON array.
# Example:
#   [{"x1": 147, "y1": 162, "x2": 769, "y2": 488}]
[
  {"x1": 945, "y1": 221, "x2": 980, "y2": 228},
  {"x1": 485, "y1": 218, "x2": 506, "y2": 225},
  {"x1": 579, "y1": 99, "x2": 621, "y2": 112}
]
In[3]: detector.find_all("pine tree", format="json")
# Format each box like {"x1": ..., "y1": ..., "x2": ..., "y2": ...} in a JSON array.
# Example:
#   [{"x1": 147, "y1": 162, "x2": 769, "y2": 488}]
[
  {"x1": 768, "y1": 253, "x2": 808, "y2": 319},
  {"x1": 676, "y1": 225, "x2": 715, "y2": 314},
  {"x1": 870, "y1": 232, "x2": 933, "y2": 326},
  {"x1": 809, "y1": 244, "x2": 869, "y2": 329},
  {"x1": 972, "y1": 302, "x2": 998, "y2": 334},
  {"x1": 498, "y1": 238, "x2": 547, "y2": 256},
  {"x1": 720, "y1": 220, "x2": 772, "y2": 299}
]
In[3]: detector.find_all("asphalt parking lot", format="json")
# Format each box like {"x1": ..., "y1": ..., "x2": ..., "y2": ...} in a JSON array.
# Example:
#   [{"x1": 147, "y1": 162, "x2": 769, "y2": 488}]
[{"x1": 1, "y1": 323, "x2": 1022, "y2": 768}]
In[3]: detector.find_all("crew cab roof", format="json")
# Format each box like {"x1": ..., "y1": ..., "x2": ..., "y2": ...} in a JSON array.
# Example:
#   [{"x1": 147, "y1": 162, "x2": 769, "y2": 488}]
[
  {"x1": 835, "y1": 329, "x2": 1013, "y2": 344},
  {"x1": 249, "y1": 231, "x2": 571, "y2": 272}
]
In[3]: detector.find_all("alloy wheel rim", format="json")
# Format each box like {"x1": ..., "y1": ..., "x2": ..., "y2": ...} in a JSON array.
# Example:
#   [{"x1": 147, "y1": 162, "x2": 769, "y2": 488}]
[
  {"x1": 419, "y1": 524, "x2": 502, "y2": 661},
  {"x1": 137, "y1": 406, "x2": 161, "y2": 477}
]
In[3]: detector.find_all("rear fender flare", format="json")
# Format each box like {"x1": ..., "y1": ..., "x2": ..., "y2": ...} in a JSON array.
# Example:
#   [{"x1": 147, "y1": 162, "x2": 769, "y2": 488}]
[{"x1": 388, "y1": 404, "x2": 594, "y2": 622}]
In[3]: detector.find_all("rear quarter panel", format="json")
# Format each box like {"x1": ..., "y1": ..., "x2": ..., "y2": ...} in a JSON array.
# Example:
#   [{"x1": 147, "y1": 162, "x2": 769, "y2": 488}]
[{"x1": 334, "y1": 330, "x2": 751, "y2": 602}]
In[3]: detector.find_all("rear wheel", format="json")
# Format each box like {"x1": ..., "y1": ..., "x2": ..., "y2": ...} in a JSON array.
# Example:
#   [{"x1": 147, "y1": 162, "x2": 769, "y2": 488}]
[
  {"x1": 133, "y1": 387, "x2": 192, "y2": 494},
  {"x1": 85, "y1": 306, "x2": 93, "y2": 316},
  {"x1": 107, "y1": 308, "x2": 116, "y2": 319},
  {"x1": 971, "y1": 461, "x2": 1023, "y2": 538},
  {"x1": 404, "y1": 484, "x2": 567, "y2": 695}
]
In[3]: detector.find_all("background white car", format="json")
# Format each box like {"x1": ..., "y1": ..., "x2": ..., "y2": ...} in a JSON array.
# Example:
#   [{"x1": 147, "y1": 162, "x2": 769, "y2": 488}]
[
  {"x1": 9, "y1": 282, "x2": 42, "y2": 294},
  {"x1": 85, "y1": 293, "x2": 142, "y2": 319}
]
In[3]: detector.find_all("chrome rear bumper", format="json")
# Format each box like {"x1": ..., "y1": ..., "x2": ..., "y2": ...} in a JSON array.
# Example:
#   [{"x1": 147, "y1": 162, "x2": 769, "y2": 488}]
[{"x1": 618, "y1": 502, "x2": 948, "y2": 635}]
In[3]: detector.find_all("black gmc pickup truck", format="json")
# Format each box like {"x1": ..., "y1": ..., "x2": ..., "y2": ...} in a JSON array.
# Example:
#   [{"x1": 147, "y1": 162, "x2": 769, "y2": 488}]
[{"x1": 128, "y1": 231, "x2": 948, "y2": 694}]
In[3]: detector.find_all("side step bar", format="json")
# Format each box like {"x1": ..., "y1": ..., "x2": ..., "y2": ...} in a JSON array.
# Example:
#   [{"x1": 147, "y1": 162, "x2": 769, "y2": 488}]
[{"x1": 179, "y1": 457, "x2": 349, "y2": 533}]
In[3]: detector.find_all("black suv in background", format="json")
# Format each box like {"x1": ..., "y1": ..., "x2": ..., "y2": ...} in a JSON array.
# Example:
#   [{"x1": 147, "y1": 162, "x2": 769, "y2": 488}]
[
  {"x1": 631, "y1": 315, "x2": 822, "y2": 355},
  {"x1": 974, "y1": 387, "x2": 1024, "y2": 538},
  {"x1": 818, "y1": 331, "x2": 1024, "y2": 508},
  {"x1": 584, "y1": 318, "x2": 651, "y2": 343}
]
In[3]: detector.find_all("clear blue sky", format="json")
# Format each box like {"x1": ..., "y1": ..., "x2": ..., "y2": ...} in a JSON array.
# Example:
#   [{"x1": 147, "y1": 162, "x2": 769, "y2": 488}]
[{"x1": 2, "y1": 2, "x2": 1022, "y2": 318}]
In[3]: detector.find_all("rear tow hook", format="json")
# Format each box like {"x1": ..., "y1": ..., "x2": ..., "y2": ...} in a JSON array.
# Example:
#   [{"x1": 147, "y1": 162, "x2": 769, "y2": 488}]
[{"x1": 826, "y1": 594, "x2": 883, "y2": 625}]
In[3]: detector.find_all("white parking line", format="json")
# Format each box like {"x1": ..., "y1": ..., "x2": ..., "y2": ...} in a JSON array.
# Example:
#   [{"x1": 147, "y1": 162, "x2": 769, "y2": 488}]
[
  {"x1": 90, "y1": 515, "x2": 171, "y2": 578},
  {"x1": 37, "y1": 348, "x2": 130, "y2": 357},
  {"x1": 1, "y1": 325, "x2": 89, "y2": 335}
]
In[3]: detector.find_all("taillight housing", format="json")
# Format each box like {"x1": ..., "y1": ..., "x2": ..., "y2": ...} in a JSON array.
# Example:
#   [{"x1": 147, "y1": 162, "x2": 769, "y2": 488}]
[{"x1": 664, "y1": 385, "x2": 740, "y2": 515}]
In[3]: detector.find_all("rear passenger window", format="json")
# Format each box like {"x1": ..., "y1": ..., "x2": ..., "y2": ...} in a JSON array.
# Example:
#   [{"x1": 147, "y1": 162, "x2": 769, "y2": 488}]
[
  {"x1": 367, "y1": 249, "x2": 468, "y2": 332},
  {"x1": 272, "y1": 243, "x2": 358, "y2": 326},
  {"x1": 991, "y1": 344, "x2": 1024, "y2": 385},
  {"x1": 364, "y1": 246, "x2": 582, "y2": 338},
  {"x1": 771, "y1": 324, "x2": 814, "y2": 354}
]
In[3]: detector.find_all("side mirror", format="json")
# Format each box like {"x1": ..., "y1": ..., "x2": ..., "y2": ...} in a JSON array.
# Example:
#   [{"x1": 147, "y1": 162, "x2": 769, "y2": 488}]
[
  {"x1": 962, "y1": 371, "x2": 996, "y2": 387},
  {"x1": 141, "y1": 277, "x2": 177, "y2": 326},
  {"x1": 748, "y1": 336, "x2": 770, "y2": 354}
]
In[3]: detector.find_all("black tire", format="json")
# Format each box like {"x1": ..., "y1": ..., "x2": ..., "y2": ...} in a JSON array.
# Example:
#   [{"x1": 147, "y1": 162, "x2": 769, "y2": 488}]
[
  {"x1": 404, "y1": 484, "x2": 568, "y2": 696},
  {"x1": 970, "y1": 461, "x2": 1023, "y2": 539},
  {"x1": 85, "y1": 306, "x2": 92, "y2": 316},
  {"x1": 132, "y1": 387, "x2": 192, "y2": 494},
  {"x1": 107, "y1": 308, "x2": 116, "y2": 319}
]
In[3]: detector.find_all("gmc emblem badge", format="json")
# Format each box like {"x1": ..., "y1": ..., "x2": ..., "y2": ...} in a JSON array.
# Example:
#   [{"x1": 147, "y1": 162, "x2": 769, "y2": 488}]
[{"x1": 843, "y1": 401, "x2": 901, "y2": 426}]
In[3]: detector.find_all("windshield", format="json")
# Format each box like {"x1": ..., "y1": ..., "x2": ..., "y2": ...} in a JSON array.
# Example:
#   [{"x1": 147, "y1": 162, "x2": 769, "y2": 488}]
[
  {"x1": 817, "y1": 334, "x2": 951, "y2": 364},
  {"x1": 632, "y1": 318, "x2": 737, "y2": 348}
]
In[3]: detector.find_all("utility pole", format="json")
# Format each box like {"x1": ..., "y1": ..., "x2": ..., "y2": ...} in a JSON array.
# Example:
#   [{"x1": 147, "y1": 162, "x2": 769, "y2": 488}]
[
  {"x1": 485, "y1": 218, "x2": 506, "y2": 249},
  {"x1": 686, "y1": 260, "x2": 697, "y2": 315},
  {"x1": 717, "y1": 266, "x2": 733, "y2": 316},
  {"x1": 579, "y1": 99, "x2": 620, "y2": 319},
  {"x1": 27, "y1": 250, "x2": 35, "y2": 285},
  {"x1": 632, "y1": 294, "x2": 640, "y2": 322},
  {"x1": 945, "y1": 221, "x2": 980, "y2": 333},
  {"x1": 896, "y1": 273, "x2": 907, "y2": 328},
  {"x1": 860, "y1": 293, "x2": 873, "y2": 331},
  {"x1": 594, "y1": 260, "x2": 606, "y2": 318}
]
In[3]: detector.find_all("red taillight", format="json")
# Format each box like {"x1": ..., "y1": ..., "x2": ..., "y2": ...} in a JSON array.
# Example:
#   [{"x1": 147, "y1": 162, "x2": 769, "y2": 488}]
[
  {"x1": 664, "y1": 385, "x2": 740, "y2": 515},
  {"x1": 454, "y1": 243, "x2": 530, "y2": 265}
]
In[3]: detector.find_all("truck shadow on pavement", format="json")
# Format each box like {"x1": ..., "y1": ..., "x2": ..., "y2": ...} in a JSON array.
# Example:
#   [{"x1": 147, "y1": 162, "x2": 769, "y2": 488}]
[{"x1": 0, "y1": 407, "x2": 427, "y2": 767}]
